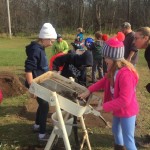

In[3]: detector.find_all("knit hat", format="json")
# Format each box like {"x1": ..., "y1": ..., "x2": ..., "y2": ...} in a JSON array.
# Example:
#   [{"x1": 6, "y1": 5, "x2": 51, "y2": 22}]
[
  {"x1": 102, "y1": 32, "x2": 125, "y2": 60},
  {"x1": 85, "y1": 38, "x2": 94, "y2": 50},
  {"x1": 39, "y1": 23, "x2": 57, "y2": 39},
  {"x1": 102, "y1": 34, "x2": 109, "y2": 41}
]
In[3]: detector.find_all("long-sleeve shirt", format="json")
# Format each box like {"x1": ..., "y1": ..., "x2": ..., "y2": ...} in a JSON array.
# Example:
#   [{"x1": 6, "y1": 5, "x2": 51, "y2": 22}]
[
  {"x1": 51, "y1": 40, "x2": 69, "y2": 56},
  {"x1": 88, "y1": 67, "x2": 139, "y2": 117}
]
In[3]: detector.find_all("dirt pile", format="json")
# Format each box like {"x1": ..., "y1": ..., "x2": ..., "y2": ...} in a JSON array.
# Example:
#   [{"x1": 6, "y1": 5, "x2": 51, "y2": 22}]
[{"x1": 0, "y1": 71, "x2": 27, "y2": 98}]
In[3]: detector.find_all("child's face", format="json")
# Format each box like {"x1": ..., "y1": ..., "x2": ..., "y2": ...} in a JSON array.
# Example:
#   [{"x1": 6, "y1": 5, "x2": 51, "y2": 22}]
[
  {"x1": 57, "y1": 38, "x2": 63, "y2": 42},
  {"x1": 42, "y1": 39, "x2": 55, "y2": 47},
  {"x1": 104, "y1": 58, "x2": 113, "y2": 71}
]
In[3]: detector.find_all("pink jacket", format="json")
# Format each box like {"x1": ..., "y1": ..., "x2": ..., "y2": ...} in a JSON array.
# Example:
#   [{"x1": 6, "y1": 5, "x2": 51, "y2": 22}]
[{"x1": 88, "y1": 67, "x2": 139, "y2": 117}]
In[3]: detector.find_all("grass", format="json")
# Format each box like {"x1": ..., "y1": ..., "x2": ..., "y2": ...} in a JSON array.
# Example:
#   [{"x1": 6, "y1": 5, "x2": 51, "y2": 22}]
[{"x1": 0, "y1": 36, "x2": 150, "y2": 150}]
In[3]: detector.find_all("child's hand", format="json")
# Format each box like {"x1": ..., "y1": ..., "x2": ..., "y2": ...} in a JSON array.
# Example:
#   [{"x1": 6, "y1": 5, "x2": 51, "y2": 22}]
[
  {"x1": 96, "y1": 106, "x2": 103, "y2": 111},
  {"x1": 78, "y1": 90, "x2": 91, "y2": 100}
]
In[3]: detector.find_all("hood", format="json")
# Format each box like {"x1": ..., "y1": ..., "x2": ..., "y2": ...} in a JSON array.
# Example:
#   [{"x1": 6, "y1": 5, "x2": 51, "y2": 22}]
[
  {"x1": 26, "y1": 41, "x2": 43, "y2": 56},
  {"x1": 75, "y1": 50, "x2": 93, "y2": 67}
]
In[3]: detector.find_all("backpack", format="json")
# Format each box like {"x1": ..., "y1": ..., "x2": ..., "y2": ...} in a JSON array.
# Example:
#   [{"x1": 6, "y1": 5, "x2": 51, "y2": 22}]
[{"x1": 92, "y1": 41, "x2": 103, "y2": 60}]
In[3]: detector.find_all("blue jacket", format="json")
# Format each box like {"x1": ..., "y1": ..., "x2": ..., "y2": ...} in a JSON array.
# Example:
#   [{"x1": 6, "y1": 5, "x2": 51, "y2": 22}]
[
  {"x1": 77, "y1": 32, "x2": 84, "y2": 42},
  {"x1": 25, "y1": 41, "x2": 49, "y2": 78}
]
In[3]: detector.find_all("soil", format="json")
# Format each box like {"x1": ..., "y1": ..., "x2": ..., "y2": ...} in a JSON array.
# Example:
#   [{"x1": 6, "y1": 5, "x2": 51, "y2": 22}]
[
  {"x1": 0, "y1": 71, "x2": 112, "y2": 150},
  {"x1": 0, "y1": 71, "x2": 27, "y2": 98}
]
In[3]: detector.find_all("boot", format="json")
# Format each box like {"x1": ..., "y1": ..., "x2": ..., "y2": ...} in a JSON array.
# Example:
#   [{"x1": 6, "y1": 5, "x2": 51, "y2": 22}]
[{"x1": 114, "y1": 144, "x2": 126, "y2": 150}]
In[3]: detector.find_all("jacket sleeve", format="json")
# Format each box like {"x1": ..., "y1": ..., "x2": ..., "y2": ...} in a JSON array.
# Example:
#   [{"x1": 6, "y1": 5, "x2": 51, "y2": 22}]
[
  {"x1": 103, "y1": 71, "x2": 136, "y2": 112},
  {"x1": 63, "y1": 41, "x2": 69, "y2": 53},
  {"x1": 25, "y1": 48, "x2": 40, "y2": 72},
  {"x1": 88, "y1": 77, "x2": 107, "y2": 92},
  {"x1": 52, "y1": 54, "x2": 71, "y2": 71}
]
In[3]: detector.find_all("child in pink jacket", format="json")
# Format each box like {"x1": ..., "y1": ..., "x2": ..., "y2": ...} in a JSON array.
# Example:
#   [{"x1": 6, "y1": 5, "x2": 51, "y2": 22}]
[{"x1": 79, "y1": 32, "x2": 139, "y2": 150}]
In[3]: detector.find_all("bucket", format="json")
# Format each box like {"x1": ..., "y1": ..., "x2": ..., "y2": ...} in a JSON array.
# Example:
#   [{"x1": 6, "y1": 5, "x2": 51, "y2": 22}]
[{"x1": 51, "y1": 111, "x2": 73, "y2": 137}]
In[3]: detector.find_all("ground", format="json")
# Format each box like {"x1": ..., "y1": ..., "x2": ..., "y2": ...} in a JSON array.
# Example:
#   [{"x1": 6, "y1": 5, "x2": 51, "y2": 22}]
[{"x1": 0, "y1": 71, "x2": 113, "y2": 150}]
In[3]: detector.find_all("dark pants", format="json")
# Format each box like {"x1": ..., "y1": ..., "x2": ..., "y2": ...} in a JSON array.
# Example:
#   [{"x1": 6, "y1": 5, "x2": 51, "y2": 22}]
[
  {"x1": 36, "y1": 97, "x2": 49, "y2": 134},
  {"x1": 92, "y1": 59, "x2": 103, "y2": 82},
  {"x1": 103, "y1": 57, "x2": 107, "y2": 74}
]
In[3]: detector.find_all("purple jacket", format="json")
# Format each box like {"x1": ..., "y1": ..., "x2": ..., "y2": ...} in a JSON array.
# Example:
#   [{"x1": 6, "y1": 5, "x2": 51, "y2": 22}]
[{"x1": 88, "y1": 67, "x2": 139, "y2": 117}]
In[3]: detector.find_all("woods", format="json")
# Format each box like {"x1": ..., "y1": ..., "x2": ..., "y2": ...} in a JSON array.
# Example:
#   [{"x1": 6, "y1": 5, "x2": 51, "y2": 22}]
[{"x1": 0, "y1": 0, "x2": 150, "y2": 35}]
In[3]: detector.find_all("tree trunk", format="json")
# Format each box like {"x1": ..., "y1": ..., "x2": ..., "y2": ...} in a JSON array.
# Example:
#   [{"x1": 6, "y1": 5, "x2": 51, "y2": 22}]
[{"x1": 78, "y1": 0, "x2": 85, "y2": 28}]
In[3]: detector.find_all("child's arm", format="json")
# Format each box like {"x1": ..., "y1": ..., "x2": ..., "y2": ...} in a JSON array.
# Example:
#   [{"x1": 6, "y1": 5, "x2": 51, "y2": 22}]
[
  {"x1": 79, "y1": 77, "x2": 106, "y2": 100},
  {"x1": 63, "y1": 41, "x2": 69, "y2": 53},
  {"x1": 88, "y1": 77, "x2": 106, "y2": 92}
]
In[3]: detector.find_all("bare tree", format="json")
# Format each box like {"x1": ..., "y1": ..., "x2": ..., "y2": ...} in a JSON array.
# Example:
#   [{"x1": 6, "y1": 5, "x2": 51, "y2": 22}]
[
  {"x1": 0, "y1": 0, "x2": 150, "y2": 35},
  {"x1": 78, "y1": 0, "x2": 85, "y2": 28}
]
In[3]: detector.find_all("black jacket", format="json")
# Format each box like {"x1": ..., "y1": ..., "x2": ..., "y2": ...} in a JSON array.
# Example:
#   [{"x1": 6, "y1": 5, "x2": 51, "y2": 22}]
[
  {"x1": 53, "y1": 50, "x2": 93, "y2": 85},
  {"x1": 145, "y1": 44, "x2": 150, "y2": 93},
  {"x1": 145, "y1": 44, "x2": 150, "y2": 69}
]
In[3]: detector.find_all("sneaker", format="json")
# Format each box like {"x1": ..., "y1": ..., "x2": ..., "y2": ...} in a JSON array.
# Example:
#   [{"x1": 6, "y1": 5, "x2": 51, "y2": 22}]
[
  {"x1": 39, "y1": 134, "x2": 50, "y2": 142},
  {"x1": 33, "y1": 124, "x2": 40, "y2": 133}
]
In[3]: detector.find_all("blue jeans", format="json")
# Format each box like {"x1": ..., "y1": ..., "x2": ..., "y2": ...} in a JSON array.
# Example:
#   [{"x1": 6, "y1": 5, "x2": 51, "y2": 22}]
[{"x1": 112, "y1": 116, "x2": 137, "y2": 150}]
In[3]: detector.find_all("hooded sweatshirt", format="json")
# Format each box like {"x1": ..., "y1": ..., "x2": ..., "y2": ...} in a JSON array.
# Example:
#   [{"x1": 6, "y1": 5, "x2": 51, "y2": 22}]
[
  {"x1": 88, "y1": 67, "x2": 139, "y2": 117},
  {"x1": 53, "y1": 50, "x2": 93, "y2": 85},
  {"x1": 25, "y1": 41, "x2": 49, "y2": 78}
]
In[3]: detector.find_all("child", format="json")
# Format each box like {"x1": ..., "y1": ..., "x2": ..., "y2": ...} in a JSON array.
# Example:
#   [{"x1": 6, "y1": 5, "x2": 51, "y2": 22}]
[
  {"x1": 90, "y1": 32, "x2": 104, "y2": 83},
  {"x1": 76, "y1": 27, "x2": 85, "y2": 42},
  {"x1": 52, "y1": 46, "x2": 93, "y2": 86},
  {"x1": 79, "y1": 32, "x2": 139, "y2": 150},
  {"x1": 25, "y1": 23, "x2": 57, "y2": 141},
  {"x1": 0, "y1": 89, "x2": 3, "y2": 103},
  {"x1": 51, "y1": 34, "x2": 69, "y2": 57},
  {"x1": 102, "y1": 34, "x2": 109, "y2": 75},
  {"x1": 134, "y1": 27, "x2": 150, "y2": 147},
  {"x1": 134, "y1": 27, "x2": 150, "y2": 93}
]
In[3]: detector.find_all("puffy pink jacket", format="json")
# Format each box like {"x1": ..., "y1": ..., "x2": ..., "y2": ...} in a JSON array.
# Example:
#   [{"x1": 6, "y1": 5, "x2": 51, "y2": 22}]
[
  {"x1": 88, "y1": 67, "x2": 139, "y2": 117},
  {"x1": 0, "y1": 89, "x2": 3, "y2": 103}
]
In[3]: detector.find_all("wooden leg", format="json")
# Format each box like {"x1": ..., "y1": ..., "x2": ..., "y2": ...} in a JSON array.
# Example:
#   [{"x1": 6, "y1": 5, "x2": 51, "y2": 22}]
[
  {"x1": 44, "y1": 126, "x2": 58, "y2": 150},
  {"x1": 79, "y1": 116, "x2": 92, "y2": 150}
]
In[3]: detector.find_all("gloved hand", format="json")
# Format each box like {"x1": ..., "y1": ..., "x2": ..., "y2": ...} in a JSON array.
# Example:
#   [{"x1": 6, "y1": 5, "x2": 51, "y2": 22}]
[{"x1": 146, "y1": 83, "x2": 150, "y2": 93}]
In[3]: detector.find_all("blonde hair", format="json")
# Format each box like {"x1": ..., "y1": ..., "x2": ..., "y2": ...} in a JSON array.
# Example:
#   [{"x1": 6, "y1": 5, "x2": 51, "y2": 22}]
[
  {"x1": 77, "y1": 27, "x2": 85, "y2": 33},
  {"x1": 107, "y1": 59, "x2": 139, "y2": 86},
  {"x1": 136, "y1": 27, "x2": 150, "y2": 44}
]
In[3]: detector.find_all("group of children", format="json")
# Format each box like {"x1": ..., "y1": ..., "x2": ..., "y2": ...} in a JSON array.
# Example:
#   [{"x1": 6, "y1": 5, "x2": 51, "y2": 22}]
[
  {"x1": 24, "y1": 23, "x2": 150, "y2": 150},
  {"x1": 50, "y1": 28, "x2": 109, "y2": 85}
]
